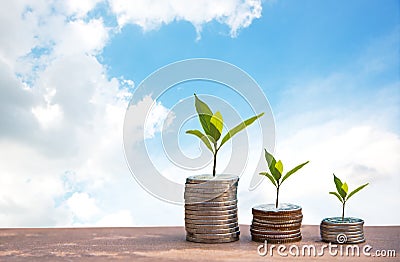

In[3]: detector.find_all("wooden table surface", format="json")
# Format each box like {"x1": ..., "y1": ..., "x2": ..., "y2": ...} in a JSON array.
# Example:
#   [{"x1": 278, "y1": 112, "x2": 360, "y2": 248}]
[{"x1": 0, "y1": 225, "x2": 398, "y2": 261}]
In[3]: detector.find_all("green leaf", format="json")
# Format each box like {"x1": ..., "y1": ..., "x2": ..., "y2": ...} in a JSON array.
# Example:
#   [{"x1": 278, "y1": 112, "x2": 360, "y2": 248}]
[
  {"x1": 194, "y1": 94, "x2": 213, "y2": 136},
  {"x1": 264, "y1": 149, "x2": 275, "y2": 167},
  {"x1": 281, "y1": 161, "x2": 309, "y2": 184},
  {"x1": 329, "y1": 191, "x2": 343, "y2": 203},
  {"x1": 219, "y1": 112, "x2": 264, "y2": 148},
  {"x1": 186, "y1": 129, "x2": 214, "y2": 153},
  {"x1": 333, "y1": 174, "x2": 346, "y2": 199},
  {"x1": 264, "y1": 149, "x2": 281, "y2": 181},
  {"x1": 209, "y1": 111, "x2": 223, "y2": 141},
  {"x1": 342, "y1": 182, "x2": 348, "y2": 194},
  {"x1": 346, "y1": 183, "x2": 369, "y2": 201},
  {"x1": 210, "y1": 111, "x2": 223, "y2": 134},
  {"x1": 259, "y1": 172, "x2": 277, "y2": 187},
  {"x1": 275, "y1": 160, "x2": 283, "y2": 175}
]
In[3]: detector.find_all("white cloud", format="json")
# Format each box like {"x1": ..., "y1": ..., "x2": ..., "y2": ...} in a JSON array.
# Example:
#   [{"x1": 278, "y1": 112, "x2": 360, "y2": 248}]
[
  {"x1": 31, "y1": 103, "x2": 63, "y2": 129},
  {"x1": 52, "y1": 18, "x2": 109, "y2": 56},
  {"x1": 56, "y1": 0, "x2": 103, "y2": 18},
  {"x1": 0, "y1": 0, "x2": 265, "y2": 228},
  {"x1": 0, "y1": 141, "x2": 72, "y2": 227},
  {"x1": 124, "y1": 95, "x2": 175, "y2": 144},
  {"x1": 66, "y1": 192, "x2": 100, "y2": 221},
  {"x1": 145, "y1": 100, "x2": 175, "y2": 139},
  {"x1": 95, "y1": 210, "x2": 135, "y2": 227},
  {"x1": 0, "y1": 0, "x2": 136, "y2": 227},
  {"x1": 109, "y1": 0, "x2": 262, "y2": 38}
]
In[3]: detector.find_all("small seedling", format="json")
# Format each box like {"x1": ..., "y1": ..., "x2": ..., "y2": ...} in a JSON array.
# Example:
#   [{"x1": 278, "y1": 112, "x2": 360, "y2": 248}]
[
  {"x1": 186, "y1": 94, "x2": 264, "y2": 177},
  {"x1": 260, "y1": 149, "x2": 309, "y2": 208},
  {"x1": 330, "y1": 174, "x2": 369, "y2": 220}
]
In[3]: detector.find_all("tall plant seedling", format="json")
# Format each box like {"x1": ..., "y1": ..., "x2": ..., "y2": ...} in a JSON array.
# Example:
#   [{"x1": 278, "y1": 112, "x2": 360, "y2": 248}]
[
  {"x1": 329, "y1": 174, "x2": 369, "y2": 220},
  {"x1": 186, "y1": 94, "x2": 264, "y2": 177},
  {"x1": 260, "y1": 150, "x2": 309, "y2": 208}
]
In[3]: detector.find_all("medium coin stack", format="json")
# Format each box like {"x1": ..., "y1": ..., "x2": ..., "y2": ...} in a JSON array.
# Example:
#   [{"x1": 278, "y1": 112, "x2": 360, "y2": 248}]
[
  {"x1": 184, "y1": 174, "x2": 240, "y2": 243},
  {"x1": 251, "y1": 203, "x2": 303, "y2": 243},
  {"x1": 320, "y1": 217, "x2": 365, "y2": 244}
]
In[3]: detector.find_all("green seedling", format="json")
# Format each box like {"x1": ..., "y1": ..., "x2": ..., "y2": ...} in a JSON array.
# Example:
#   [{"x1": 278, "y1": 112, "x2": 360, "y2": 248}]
[
  {"x1": 260, "y1": 149, "x2": 309, "y2": 208},
  {"x1": 186, "y1": 94, "x2": 264, "y2": 177},
  {"x1": 330, "y1": 174, "x2": 369, "y2": 220}
]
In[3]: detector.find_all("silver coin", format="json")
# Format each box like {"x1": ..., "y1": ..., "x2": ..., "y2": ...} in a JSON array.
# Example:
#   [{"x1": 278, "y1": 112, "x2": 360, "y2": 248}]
[
  {"x1": 320, "y1": 227, "x2": 364, "y2": 232},
  {"x1": 184, "y1": 190, "x2": 237, "y2": 196},
  {"x1": 321, "y1": 217, "x2": 364, "y2": 225},
  {"x1": 253, "y1": 203, "x2": 302, "y2": 213},
  {"x1": 321, "y1": 233, "x2": 364, "y2": 239},
  {"x1": 185, "y1": 217, "x2": 238, "y2": 225},
  {"x1": 186, "y1": 180, "x2": 239, "y2": 185},
  {"x1": 252, "y1": 214, "x2": 303, "y2": 220},
  {"x1": 186, "y1": 235, "x2": 239, "y2": 243},
  {"x1": 320, "y1": 224, "x2": 363, "y2": 229},
  {"x1": 185, "y1": 208, "x2": 238, "y2": 216},
  {"x1": 320, "y1": 232, "x2": 364, "y2": 237},
  {"x1": 251, "y1": 230, "x2": 301, "y2": 238},
  {"x1": 252, "y1": 223, "x2": 301, "y2": 230},
  {"x1": 186, "y1": 174, "x2": 239, "y2": 183},
  {"x1": 253, "y1": 213, "x2": 303, "y2": 220},
  {"x1": 343, "y1": 236, "x2": 366, "y2": 242},
  {"x1": 184, "y1": 193, "x2": 237, "y2": 200},
  {"x1": 252, "y1": 235, "x2": 302, "y2": 243},
  {"x1": 253, "y1": 218, "x2": 302, "y2": 226},
  {"x1": 250, "y1": 227, "x2": 300, "y2": 235},
  {"x1": 186, "y1": 181, "x2": 238, "y2": 186},
  {"x1": 185, "y1": 183, "x2": 237, "y2": 189},
  {"x1": 185, "y1": 197, "x2": 237, "y2": 204},
  {"x1": 185, "y1": 204, "x2": 237, "y2": 212},
  {"x1": 185, "y1": 210, "x2": 238, "y2": 216},
  {"x1": 185, "y1": 222, "x2": 238, "y2": 230},
  {"x1": 187, "y1": 231, "x2": 240, "y2": 239},
  {"x1": 185, "y1": 213, "x2": 237, "y2": 220},
  {"x1": 321, "y1": 232, "x2": 364, "y2": 238},
  {"x1": 186, "y1": 226, "x2": 240, "y2": 234},
  {"x1": 184, "y1": 190, "x2": 237, "y2": 197},
  {"x1": 252, "y1": 211, "x2": 303, "y2": 218},
  {"x1": 320, "y1": 228, "x2": 364, "y2": 234},
  {"x1": 185, "y1": 199, "x2": 238, "y2": 207},
  {"x1": 185, "y1": 186, "x2": 238, "y2": 193},
  {"x1": 321, "y1": 236, "x2": 365, "y2": 244}
]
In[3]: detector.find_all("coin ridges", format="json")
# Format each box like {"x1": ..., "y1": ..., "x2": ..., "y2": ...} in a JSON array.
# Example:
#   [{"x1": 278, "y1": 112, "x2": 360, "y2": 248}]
[
  {"x1": 250, "y1": 203, "x2": 303, "y2": 243},
  {"x1": 184, "y1": 175, "x2": 240, "y2": 243},
  {"x1": 252, "y1": 235, "x2": 302, "y2": 243}
]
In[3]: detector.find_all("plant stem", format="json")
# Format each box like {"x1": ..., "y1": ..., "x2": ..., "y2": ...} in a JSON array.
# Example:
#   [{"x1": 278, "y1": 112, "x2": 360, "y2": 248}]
[
  {"x1": 342, "y1": 201, "x2": 346, "y2": 220},
  {"x1": 212, "y1": 146, "x2": 218, "y2": 177},
  {"x1": 275, "y1": 185, "x2": 280, "y2": 208}
]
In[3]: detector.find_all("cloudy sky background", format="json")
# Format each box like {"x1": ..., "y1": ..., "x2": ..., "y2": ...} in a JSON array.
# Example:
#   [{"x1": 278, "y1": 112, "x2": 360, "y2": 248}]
[{"x1": 0, "y1": 0, "x2": 399, "y2": 227}]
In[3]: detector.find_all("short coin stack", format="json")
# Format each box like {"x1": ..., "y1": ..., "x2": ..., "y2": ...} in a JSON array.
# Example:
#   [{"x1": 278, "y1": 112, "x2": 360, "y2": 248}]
[
  {"x1": 184, "y1": 174, "x2": 240, "y2": 243},
  {"x1": 251, "y1": 203, "x2": 303, "y2": 243},
  {"x1": 320, "y1": 217, "x2": 365, "y2": 244}
]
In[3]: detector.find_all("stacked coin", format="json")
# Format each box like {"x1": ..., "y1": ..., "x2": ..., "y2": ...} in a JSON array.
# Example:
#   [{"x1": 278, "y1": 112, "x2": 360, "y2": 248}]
[
  {"x1": 251, "y1": 203, "x2": 303, "y2": 243},
  {"x1": 184, "y1": 174, "x2": 240, "y2": 243},
  {"x1": 320, "y1": 217, "x2": 365, "y2": 244}
]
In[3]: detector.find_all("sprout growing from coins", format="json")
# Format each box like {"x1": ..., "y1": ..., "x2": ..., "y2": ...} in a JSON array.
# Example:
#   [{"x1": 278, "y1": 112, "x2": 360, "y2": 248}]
[
  {"x1": 260, "y1": 150, "x2": 309, "y2": 208},
  {"x1": 186, "y1": 94, "x2": 264, "y2": 177},
  {"x1": 330, "y1": 174, "x2": 369, "y2": 220}
]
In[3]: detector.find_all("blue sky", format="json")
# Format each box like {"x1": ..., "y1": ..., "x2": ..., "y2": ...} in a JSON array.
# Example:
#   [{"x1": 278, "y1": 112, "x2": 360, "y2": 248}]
[
  {"x1": 102, "y1": 0, "x2": 399, "y2": 102},
  {"x1": 0, "y1": 0, "x2": 399, "y2": 227}
]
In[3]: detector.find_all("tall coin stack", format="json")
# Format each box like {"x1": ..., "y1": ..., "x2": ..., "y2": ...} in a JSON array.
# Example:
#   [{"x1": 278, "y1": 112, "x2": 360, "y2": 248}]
[
  {"x1": 251, "y1": 203, "x2": 303, "y2": 243},
  {"x1": 320, "y1": 217, "x2": 365, "y2": 244},
  {"x1": 184, "y1": 174, "x2": 240, "y2": 243}
]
